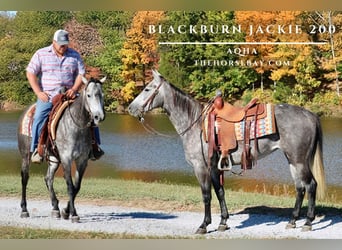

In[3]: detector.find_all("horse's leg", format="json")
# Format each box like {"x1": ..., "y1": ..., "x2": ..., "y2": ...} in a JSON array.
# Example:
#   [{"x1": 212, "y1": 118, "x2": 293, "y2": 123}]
[
  {"x1": 298, "y1": 158, "x2": 317, "y2": 231},
  {"x1": 60, "y1": 160, "x2": 76, "y2": 221},
  {"x1": 210, "y1": 155, "x2": 229, "y2": 231},
  {"x1": 194, "y1": 165, "x2": 212, "y2": 234},
  {"x1": 302, "y1": 177, "x2": 317, "y2": 231},
  {"x1": 44, "y1": 156, "x2": 61, "y2": 218},
  {"x1": 286, "y1": 163, "x2": 306, "y2": 229},
  {"x1": 286, "y1": 159, "x2": 317, "y2": 231},
  {"x1": 20, "y1": 156, "x2": 30, "y2": 218},
  {"x1": 65, "y1": 159, "x2": 88, "y2": 223}
]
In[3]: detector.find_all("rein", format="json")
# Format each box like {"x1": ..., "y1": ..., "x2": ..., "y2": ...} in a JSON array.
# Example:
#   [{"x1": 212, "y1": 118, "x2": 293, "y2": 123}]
[
  {"x1": 139, "y1": 119, "x2": 175, "y2": 138},
  {"x1": 139, "y1": 81, "x2": 215, "y2": 138},
  {"x1": 67, "y1": 88, "x2": 92, "y2": 130}
]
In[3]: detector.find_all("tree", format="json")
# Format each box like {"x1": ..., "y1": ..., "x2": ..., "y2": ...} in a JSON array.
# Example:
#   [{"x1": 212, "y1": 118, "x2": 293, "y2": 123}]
[
  {"x1": 158, "y1": 11, "x2": 257, "y2": 101},
  {"x1": 270, "y1": 12, "x2": 321, "y2": 103},
  {"x1": 0, "y1": 11, "x2": 72, "y2": 105},
  {"x1": 73, "y1": 11, "x2": 133, "y2": 111},
  {"x1": 119, "y1": 11, "x2": 164, "y2": 104},
  {"x1": 312, "y1": 11, "x2": 342, "y2": 97},
  {"x1": 121, "y1": 11, "x2": 164, "y2": 84},
  {"x1": 236, "y1": 11, "x2": 326, "y2": 104},
  {"x1": 64, "y1": 18, "x2": 103, "y2": 58},
  {"x1": 235, "y1": 11, "x2": 280, "y2": 91}
]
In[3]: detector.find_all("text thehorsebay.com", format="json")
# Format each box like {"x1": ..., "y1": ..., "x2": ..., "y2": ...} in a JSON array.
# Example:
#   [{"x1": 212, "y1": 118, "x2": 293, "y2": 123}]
[{"x1": 148, "y1": 24, "x2": 335, "y2": 67}]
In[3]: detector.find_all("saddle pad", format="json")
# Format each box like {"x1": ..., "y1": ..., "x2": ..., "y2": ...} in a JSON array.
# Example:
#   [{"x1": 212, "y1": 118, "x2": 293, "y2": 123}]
[
  {"x1": 50, "y1": 100, "x2": 74, "y2": 141},
  {"x1": 235, "y1": 103, "x2": 276, "y2": 141},
  {"x1": 20, "y1": 104, "x2": 36, "y2": 137}
]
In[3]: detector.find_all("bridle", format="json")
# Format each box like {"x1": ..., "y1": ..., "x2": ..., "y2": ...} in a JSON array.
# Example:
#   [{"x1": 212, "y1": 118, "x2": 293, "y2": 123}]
[
  {"x1": 137, "y1": 80, "x2": 174, "y2": 137},
  {"x1": 139, "y1": 80, "x2": 163, "y2": 115},
  {"x1": 137, "y1": 80, "x2": 213, "y2": 137},
  {"x1": 68, "y1": 82, "x2": 100, "y2": 129}
]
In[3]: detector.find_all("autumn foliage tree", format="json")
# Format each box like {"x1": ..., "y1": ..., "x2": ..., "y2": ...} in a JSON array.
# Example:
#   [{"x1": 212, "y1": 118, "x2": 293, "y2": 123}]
[
  {"x1": 235, "y1": 11, "x2": 327, "y2": 104},
  {"x1": 158, "y1": 11, "x2": 256, "y2": 100},
  {"x1": 0, "y1": 11, "x2": 341, "y2": 114},
  {"x1": 312, "y1": 11, "x2": 342, "y2": 97},
  {"x1": 235, "y1": 11, "x2": 311, "y2": 92},
  {"x1": 235, "y1": 11, "x2": 279, "y2": 90},
  {"x1": 121, "y1": 11, "x2": 165, "y2": 103}
]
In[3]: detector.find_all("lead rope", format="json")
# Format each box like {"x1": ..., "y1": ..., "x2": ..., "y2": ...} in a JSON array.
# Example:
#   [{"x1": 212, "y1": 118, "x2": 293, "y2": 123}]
[
  {"x1": 140, "y1": 119, "x2": 174, "y2": 138},
  {"x1": 140, "y1": 97, "x2": 215, "y2": 138}
]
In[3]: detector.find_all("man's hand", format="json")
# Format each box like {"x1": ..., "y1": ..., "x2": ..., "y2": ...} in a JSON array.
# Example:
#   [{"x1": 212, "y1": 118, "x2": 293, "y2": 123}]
[
  {"x1": 65, "y1": 88, "x2": 78, "y2": 99},
  {"x1": 37, "y1": 91, "x2": 49, "y2": 102}
]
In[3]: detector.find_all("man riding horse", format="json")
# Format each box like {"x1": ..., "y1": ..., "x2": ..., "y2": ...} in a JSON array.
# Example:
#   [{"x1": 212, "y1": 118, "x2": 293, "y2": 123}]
[{"x1": 26, "y1": 29, "x2": 104, "y2": 163}]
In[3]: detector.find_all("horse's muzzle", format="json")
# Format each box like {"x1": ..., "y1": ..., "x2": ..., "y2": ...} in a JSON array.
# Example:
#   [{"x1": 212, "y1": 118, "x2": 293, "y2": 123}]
[
  {"x1": 93, "y1": 112, "x2": 105, "y2": 125},
  {"x1": 128, "y1": 104, "x2": 142, "y2": 118}
]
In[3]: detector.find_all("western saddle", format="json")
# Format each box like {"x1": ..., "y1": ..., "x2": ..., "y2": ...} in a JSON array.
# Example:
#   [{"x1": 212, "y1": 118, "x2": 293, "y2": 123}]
[
  {"x1": 37, "y1": 94, "x2": 75, "y2": 157},
  {"x1": 206, "y1": 93, "x2": 269, "y2": 171}
]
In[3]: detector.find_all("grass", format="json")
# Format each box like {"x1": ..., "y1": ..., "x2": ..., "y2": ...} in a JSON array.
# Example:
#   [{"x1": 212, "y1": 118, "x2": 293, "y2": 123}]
[
  {"x1": 0, "y1": 225, "x2": 151, "y2": 239},
  {"x1": 0, "y1": 174, "x2": 341, "y2": 239},
  {"x1": 0, "y1": 174, "x2": 296, "y2": 212}
]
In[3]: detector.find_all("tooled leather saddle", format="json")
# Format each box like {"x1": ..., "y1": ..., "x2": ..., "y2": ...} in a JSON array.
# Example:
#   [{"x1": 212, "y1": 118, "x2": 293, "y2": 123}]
[
  {"x1": 37, "y1": 94, "x2": 75, "y2": 158},
  {"x1": 205, "y1": 94, "x2": 276, "y2": 171}
]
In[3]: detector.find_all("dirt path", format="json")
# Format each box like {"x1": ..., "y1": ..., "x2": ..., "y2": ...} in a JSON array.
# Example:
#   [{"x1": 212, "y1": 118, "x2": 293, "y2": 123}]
[{"x1": 1, "y1": 197, "x2": 341, "y2": 239}]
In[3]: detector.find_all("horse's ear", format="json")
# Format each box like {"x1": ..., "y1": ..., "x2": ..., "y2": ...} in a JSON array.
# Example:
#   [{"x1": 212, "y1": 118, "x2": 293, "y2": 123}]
[
  {"x1": 100, "y1": 76, "x2": 106, "y2": 84},
  {"x1": 152, "y1": 69, "x2": 161, "y2": 80},
  {"x1": 82, "y1": 76, "x2": 89, "y2": 85}
]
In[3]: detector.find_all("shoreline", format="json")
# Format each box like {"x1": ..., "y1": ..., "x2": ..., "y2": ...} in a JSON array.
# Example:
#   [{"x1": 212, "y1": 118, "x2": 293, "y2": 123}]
[{"x1": 1, "y1": 100, "x2": 342, "y2": 118}]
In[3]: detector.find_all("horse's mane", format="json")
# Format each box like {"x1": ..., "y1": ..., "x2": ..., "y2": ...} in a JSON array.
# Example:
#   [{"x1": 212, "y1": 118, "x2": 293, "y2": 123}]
[{"x1": 161, "y1": 76, "x2": 202, "y2": 121}]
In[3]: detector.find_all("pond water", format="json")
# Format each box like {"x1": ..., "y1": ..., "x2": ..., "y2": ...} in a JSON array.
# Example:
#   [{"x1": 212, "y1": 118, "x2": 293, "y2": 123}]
[{"x1": 0, "y1": 111, "x2": 341, "y2": 202}]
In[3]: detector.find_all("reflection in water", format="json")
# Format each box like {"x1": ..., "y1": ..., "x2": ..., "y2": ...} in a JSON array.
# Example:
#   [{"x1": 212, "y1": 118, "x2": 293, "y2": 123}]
[{"x1": 1, "y1": 111, "x2": 341, "y2": 202}]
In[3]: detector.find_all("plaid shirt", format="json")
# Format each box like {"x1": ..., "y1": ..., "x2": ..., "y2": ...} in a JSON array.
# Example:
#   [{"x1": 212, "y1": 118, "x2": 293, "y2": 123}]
[{"x1": 26, "y1": 44, "x2": 85, "y2": 99}]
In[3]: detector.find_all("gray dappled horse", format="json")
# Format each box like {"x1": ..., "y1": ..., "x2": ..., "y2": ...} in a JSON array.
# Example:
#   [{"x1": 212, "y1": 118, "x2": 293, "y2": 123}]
[
  {"x1": 128, "y1": 70, "x2": 326, "y2": 234},
  {"x1": 18, "y1": 77, "x2": 105, "y2": 222}
]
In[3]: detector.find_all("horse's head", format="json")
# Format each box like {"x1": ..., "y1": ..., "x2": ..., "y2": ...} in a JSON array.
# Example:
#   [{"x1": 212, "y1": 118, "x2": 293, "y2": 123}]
[
  {"x1": 82, "y1": 76, "x2": 106, "y2": 125},
  {"x1": 128, "y1": 70, "x2": 164, "y2": 121}
]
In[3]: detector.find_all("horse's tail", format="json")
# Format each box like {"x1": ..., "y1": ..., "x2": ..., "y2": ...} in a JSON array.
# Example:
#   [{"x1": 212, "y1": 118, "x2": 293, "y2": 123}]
[{"x1": 310, "y1": 118, "x2": 327, "y2": 201}]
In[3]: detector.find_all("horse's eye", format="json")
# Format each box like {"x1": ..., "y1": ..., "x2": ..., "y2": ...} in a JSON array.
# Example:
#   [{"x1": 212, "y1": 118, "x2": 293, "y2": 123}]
[
  {"x1": 144, "y1": 88, "x2": 150, "y2": 92},
  {"x1": 87, "y1": 94, "x2": 91, "y2": 98}
]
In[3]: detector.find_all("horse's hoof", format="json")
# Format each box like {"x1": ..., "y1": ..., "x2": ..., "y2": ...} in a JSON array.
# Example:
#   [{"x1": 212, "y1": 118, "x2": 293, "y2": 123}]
[
  {"x1": 218, "y1": 224, "x2": 228, "y2": 232},
  {"x1": 195, "y1": 227, "x2": 207, "y2": 234},
  {"x1": 302, "y1": 224, "x2": 312, "y2": 232},
  {"x1": 71, "y1": 216, "x2": 80, "y2": 223},
  {"x1": 20, "y1": 211, "x2": 30, "y2": 218},
  {"x1": 51, "y1": 210, "x2": 61, "y2": 219},
  {"x1": 61, "y1": 209, "x2": 70, "y2": 220},
  {"x1": 286, "y1": 222, "x2": 296, "y2": 229}
]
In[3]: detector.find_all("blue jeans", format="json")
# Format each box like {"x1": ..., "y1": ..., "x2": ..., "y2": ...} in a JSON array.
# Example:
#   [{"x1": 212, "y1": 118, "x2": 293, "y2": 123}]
[
  {"x1": 30, "y1": 99, "x2": 52, "y2": 152},
  {"x1": 30, "y1": 99, "x2": 101, "y2": 152}
]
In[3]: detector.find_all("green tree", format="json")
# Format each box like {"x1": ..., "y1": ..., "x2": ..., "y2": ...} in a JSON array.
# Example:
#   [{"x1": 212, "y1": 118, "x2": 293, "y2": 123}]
[
  {"x1": 158, "y1": 11, "x2": 257, "y2": 101},
  {"x1": 74, "y1": 11, "x2": 134, "y2": 111},
  {"x1": 0, "y1": 11, "x2": 72, "y2": 105}
]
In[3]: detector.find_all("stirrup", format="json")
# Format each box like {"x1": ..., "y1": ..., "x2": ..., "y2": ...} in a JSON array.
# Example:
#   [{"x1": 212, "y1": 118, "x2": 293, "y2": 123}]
[{"x1": 218, "y1": 154, "x2": 232, "y2": 171}]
